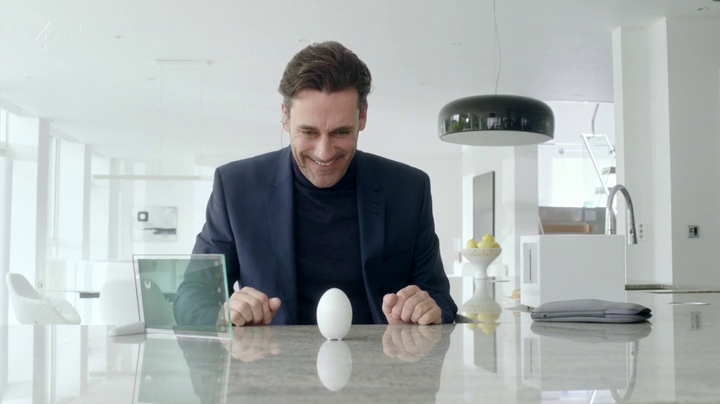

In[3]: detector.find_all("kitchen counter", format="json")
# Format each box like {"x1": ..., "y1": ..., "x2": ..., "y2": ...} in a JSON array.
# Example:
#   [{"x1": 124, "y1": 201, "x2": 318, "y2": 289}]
[{"x1": 3, "y1": 289, "x2": 719, "y2": 403}]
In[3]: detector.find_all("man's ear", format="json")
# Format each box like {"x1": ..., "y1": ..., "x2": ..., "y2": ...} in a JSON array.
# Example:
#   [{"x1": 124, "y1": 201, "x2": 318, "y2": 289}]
[
  {"x1": 358, "y1": 104, "x2": 368, "y2": 131},
  {"x1": 281, "y1": 104, "x2": 289, "y2": 132}
]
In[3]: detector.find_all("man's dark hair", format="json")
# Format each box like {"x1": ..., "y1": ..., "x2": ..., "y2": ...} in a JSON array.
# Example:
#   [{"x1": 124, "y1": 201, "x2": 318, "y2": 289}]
[{"x1": 279, "y1": 41, "x2": 372, "y2": 115}]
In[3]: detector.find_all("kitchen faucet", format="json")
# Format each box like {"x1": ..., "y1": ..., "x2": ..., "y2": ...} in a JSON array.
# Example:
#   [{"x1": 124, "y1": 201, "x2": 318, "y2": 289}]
[{"x1": 606, "y1": 184, "x2": 638, "y2": 245}]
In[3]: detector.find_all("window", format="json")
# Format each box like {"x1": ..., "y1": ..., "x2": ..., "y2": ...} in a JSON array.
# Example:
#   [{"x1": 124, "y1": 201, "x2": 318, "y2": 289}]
[{"x1": 0, "y1": 109, "x2": 7, "y2": 153}]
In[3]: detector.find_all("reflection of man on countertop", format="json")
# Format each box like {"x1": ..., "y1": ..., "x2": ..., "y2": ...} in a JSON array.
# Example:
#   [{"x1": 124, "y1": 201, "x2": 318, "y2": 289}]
[
  {"x1": 175, "y1": 324, "x2": 455, "y2": 403},
  {"x1": 174, "y1": 41, "x2": 457, "y2": 326}
]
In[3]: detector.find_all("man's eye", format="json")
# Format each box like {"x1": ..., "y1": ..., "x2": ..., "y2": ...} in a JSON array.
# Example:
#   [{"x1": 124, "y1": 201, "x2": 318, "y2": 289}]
[
  {"x1": 301, "y1": 130, "x2": 314, "y2": 135},
  {"x1": 336, "y1": 130, "x2": 350, "y2": 135}
]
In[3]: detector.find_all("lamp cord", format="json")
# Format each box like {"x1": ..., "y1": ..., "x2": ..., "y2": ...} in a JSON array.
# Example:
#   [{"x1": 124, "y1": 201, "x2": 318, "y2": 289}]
[{"x1": 493, "y1": 0, "x2": 501, "y2": 95}]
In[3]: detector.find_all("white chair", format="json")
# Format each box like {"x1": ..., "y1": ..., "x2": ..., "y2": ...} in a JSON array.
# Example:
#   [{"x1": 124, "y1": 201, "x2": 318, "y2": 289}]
[
  {"x1": 99, "y1": 279, "x2": 140, "y2": 326},
  {"x1": 6, "y1": 273, "x2": 82, "y2": 325},
  {"x1": 100, "y1": 278, "x2": 176, "y2": 336}
]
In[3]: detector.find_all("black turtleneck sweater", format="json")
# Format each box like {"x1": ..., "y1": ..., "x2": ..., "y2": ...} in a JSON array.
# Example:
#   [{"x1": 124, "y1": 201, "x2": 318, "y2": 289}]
[{"x1": 291, "y1": 155, "x2": 374, "y2": 325}]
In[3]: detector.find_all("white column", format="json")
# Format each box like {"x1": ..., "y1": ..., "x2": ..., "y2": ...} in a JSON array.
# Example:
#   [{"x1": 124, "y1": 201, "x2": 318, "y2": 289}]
[
  {"x1": 35, "y1": 119, "x2": 51, "y2": 290},
  {"x1": 107, "y1": 158, "x2": 120, "y2": 260},
  {"x1": 513, "y1": 145, "x2": 539, "y2": 280},
  {"x1": 461, "y1": 144, "x2": 539, "y2": 280},
  {"x1": 0, "y1": 157, "x2": 12, "y2": 323},
  {"x1": 613, "y1": 17, "x2": 720, "y2": 286},
  {"x1": 118, "y1": 160, "x2": 136, "y2": 260},
  {"x1": 612, "y1": 21, "x2": 673, "y2": 284},
  {"x1": 81, "y1": 145, "x2": 91, "y2": 260},
  {"x1": 665, "y1": 17, "x2": 720, "y2": 287}
]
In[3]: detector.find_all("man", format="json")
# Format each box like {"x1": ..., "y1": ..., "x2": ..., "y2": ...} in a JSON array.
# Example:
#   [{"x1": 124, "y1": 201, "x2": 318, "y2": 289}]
[{"x1": 175, "y1": 41, "x2": 456, "y2": 326}]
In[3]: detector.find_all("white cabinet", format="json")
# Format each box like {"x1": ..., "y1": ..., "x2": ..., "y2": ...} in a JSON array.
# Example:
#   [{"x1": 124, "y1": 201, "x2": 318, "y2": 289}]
[{"x1": 520, "y1": 235, "x2": 626, "y2": 308}]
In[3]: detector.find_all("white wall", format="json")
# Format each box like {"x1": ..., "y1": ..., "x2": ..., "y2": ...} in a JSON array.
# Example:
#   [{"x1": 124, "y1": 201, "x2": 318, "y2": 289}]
[
  {"x1": 6, "y1": 114, "x2": 39, "y2": 288},
  {"x1": 538, "y1": 102, "x2": 616, "y2": 208},
  {"x1": 462, "y1": 144, "x2": 539, "y2": 281},
  {"x1": 544, "y1": 101, "x2": 615, "y2": 145},
  {"x1": 55, "y1": 141, "x2": 87, "y2": 261},
  {"x1": 665, "y1": 17, "x2": 720, "y2": 287},
  {"x1": 538, "y1": 145, "x2": 588, "y2": 207},
  {"x1": 0, "y1": 156, "x2": 9, "y2": 326},
  {"x1": 106, "y1": 158, "x2": 213, "y2": 258},
  {"x1": 613, "y1": 17, "x2": 720, "y2": 286},
  {"x1": 646, "y1": 20, "x2": 674, "y2": 284},
  {"x1": 131, "y1": 179, "x2": 212, "y2": 255},
  {"x1": 89, "y1": 156, "x2": 110, "y2": 261},
  {"x1": 613, "y1": 22, "x2": 672, "y2": 284}
]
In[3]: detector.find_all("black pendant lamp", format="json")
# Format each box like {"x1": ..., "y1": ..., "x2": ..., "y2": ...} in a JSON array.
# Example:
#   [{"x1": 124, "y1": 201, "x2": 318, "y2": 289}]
[
  {"x1": 438, "y1": 95, "x2": 554, "y2": 146},
  {"x1": 438, "y1": 0, "x2": 554, "y2": 147}
]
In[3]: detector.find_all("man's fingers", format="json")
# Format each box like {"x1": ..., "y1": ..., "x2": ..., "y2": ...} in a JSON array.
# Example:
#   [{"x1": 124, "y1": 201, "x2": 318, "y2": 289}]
[
  {"x1": 418, "y1": 306, "x2": 442, "y2": 325},
  {"x1": 241, "y1": 287, "x2": 272, "y2": 324},
  {"x1": 229, "y1": 309, "x2": 246, "y2": 326},
  {"x1": 391, "y1": 295, "x2": 408, "y2": 319},
  {"x1": 383, "y1": 294, "x2": 405, "y2": 323},
  {"x1": 228, "y1": 299, "x2": 256, "y2": 326},
  {"x1": 396, "y1": 285, "x2": 421, "y2": 299},
  {"x1": 410, "y1": 299, "x2": 436, "y2": 323},
  {"x1": 228, "y1": 292, "x2": 253, "y2": 326},
  {"x1": 382, "y1": 293, "x2": 398, "y2": 316},
  {"x1": 393, "y1": 286, "x2": 420, "y2": 319},
  {"x1": 401, "y1": 290, "x2": 430, "y2": 322},
  {"x1": 243, "y1": 295, "x2": 265, "y2": 324},
  {"x1": 268, "y1": 298, "x2": 282, "y2": 316}
]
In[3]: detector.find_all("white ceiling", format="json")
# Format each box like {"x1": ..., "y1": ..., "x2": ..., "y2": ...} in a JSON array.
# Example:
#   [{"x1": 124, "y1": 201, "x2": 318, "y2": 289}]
[{"x1": 1, "y1": 0, "x2": 719, "y2": 161}]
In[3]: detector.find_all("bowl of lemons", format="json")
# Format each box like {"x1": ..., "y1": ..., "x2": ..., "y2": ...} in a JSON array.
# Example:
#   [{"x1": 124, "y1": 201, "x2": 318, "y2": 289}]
[{"x1": 461, "y1": 234, "x2": 502, "y2": 279}]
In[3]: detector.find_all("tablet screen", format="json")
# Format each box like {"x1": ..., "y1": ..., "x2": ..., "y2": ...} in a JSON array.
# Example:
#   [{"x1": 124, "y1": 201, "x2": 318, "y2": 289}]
[{"x1": 133, "y1": 254, "x2": 232, "y2": 339}]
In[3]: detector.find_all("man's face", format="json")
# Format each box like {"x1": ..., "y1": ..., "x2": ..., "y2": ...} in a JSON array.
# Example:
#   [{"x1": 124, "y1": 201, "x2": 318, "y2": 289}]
[{"x1": 283, "y1": 88, "x2": 367, "y2": 188}]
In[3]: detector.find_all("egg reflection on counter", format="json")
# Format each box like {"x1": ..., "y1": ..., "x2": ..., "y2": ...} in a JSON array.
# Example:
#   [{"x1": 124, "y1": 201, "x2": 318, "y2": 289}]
[
  {"x1": 316, "y1": 288, "x2": 352, "y2": 340},
  {"x1": 316, "y1": 340, "x2": 353, "y2": 392}
]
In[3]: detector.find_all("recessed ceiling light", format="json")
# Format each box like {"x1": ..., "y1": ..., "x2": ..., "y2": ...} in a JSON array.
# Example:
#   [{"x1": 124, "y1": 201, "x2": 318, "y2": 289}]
[
  {"x1": 147, "y1": 77, "x2": 155, "y2": 81},
  {"x1": 298, "y1": 38, "x2": 308, "y2": 42},
  {"x1": 697, "y1": 7, "x2": 710, "y2": 11},
  {"x1": 451, "y1": 42, "x2": 461, "y2": 46},
  {"x1": 115, "y1": 35, "x2": 125, "y2": 39},
  {"x1": 26, "y1": 76, "x2": 33, "y2": 80}
]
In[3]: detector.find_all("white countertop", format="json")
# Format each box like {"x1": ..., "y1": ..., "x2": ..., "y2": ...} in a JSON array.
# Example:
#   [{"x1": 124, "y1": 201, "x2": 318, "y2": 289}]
[{"x1": 2, "y1": 289, "x2": 719, "y2": 403}]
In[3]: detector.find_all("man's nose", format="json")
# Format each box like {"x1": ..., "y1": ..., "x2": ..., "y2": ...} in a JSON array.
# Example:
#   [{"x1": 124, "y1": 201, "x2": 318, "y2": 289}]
[{"x1": 314, "y1": 134, "x2": 334, "y2": 161}]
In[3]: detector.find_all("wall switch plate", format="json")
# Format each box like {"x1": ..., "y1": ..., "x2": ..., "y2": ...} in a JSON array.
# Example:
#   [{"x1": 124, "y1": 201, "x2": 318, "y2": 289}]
[{"x1": 688, "y1": 225, "x2": 699, "y2": 238}]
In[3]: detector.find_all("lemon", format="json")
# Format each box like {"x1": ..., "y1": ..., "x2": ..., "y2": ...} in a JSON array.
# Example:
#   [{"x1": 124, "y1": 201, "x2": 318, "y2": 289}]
[{"x1": 477, "y1": 240, "x2": 495, "y2": 248}]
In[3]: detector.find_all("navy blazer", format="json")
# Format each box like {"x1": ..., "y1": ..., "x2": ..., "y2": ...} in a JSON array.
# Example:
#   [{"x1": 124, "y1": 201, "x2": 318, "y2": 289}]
[{"x1": 175, "y1": 147, "x2": 457, "y2": 324}]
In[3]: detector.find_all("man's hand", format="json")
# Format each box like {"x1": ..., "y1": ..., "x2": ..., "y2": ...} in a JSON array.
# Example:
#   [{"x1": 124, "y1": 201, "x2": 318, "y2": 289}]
[
  {"x1": 382, "y1": 324, "x2": 442, "y2": 362},
  {"x1": 220, "y1": 326, "x2": 280, "y2": 362},
  {"x1": 222, "y1": 286, "x2": 282, "y2": 326},
  {"x1": 382, "y1": 285, "x2": 442, "y2": 325}
]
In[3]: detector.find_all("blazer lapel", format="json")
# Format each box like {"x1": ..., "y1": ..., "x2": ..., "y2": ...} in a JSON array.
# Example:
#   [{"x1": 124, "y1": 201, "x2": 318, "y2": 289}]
[
  {"x1": 265, "y1": 147, "x2": 298, "y2": 324},
  {"x1": 355, "y1": 152, "x2": 386, "y2": 322}
]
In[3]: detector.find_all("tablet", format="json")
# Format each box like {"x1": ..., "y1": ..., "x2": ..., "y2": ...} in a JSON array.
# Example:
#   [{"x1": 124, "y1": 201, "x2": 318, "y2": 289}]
[{"x1": 133, "y1": 254, "x2": 232, "y2": 339}]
